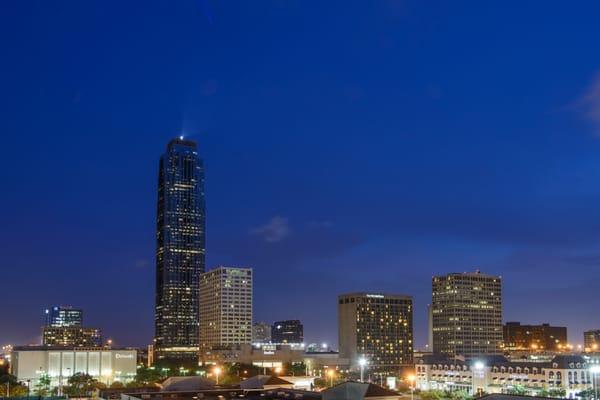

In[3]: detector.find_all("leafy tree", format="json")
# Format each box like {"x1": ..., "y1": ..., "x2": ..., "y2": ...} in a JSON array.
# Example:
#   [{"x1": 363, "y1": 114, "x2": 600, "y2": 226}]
[
  {"x1": 64, "y1": 372, "x2": 98, "y2": 397},
  {"x1": 34, "y1": 374, "x2": 51, "y2": 396},
  {"x1": 134, "y1": 366, "x2": 164, "y2": 385},
  {"x1": 507, "y1": 385, "x2": 527, "y2": 396},
  {"x1": 110, "y1": 381, "x2": 125, "y2": 388},
  {"x1": 548, "y1": 388, "x2": 566, "y2": 398},
  {"x1": 577, "y1": 389, "x2": 594, "y2": 400},
  {"x1": 420, "y1": 390, "x2": 446, "y2": 400},
  {"x1": 284, "y1": 362, "x2": 307, "y2": 376},
  {"x1": 450, "y1": 390, "x2": 473, "y2": 400}
]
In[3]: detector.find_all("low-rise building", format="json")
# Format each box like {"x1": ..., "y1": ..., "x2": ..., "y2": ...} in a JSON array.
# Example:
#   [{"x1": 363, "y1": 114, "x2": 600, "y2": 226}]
[
  {"x1": 42, "y1": 326, "x2": 102, "y2": 347},
  {"x1": 11, "y1": 346, "x2": 137, "y2": 387},
  {"x1": 503, "y1": 322, "x2": 567, "y2": 351},
  {"x1": 415, "y1": 354, "x2": 591, "y2": 398}
]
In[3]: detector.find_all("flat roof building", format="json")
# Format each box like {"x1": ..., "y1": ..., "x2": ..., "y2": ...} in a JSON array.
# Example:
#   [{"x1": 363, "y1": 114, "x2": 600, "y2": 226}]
[
  {"x1": 338, "y1": 293, "x2": 413, "y2": 374},
  {"x1": 271, "y1": 320, "x2": 303, "y2": 345},
  {"x1": 432, "y1": 271, "x2": 502, "y2": 358},
  {"x1": 199, "y1": 267, "x2": 253, "y2": 358},
  {"x1": 503, "y1": 322, "x2": 567, "y2": 351}
]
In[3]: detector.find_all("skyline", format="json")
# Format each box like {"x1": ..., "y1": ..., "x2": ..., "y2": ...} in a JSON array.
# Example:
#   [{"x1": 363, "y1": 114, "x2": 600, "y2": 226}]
[{"x1": 4, "y1": 1, "x2": 600, "y2": 349}]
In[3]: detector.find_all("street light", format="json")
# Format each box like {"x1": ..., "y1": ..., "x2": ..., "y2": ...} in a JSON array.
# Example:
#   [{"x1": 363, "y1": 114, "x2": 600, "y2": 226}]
[
  {"x1": 358, "y1": 358, "x2": 367, "y2": 382},
  {"x1": 274, "y1": 366, "x2": 282, "y2": 375},
  {"x1": 327, "y1": 369, "x2": 335, "y2": 387},
  {"x1": 407, "y1": 375, "x2": 416, "y2": 400},
  {"x1": 590, "y1": 365, "x2": 600, "y2": 400},
  {"x1": 214, "y1": 366, "x2": 222, "y2": 385}
]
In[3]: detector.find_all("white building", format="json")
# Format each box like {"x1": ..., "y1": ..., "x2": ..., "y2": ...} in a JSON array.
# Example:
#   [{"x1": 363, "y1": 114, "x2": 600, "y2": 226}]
[
  {"x1": 416, "y1": 354, "x2": 592, "y2": 398},
  {"x1": 11, "y1": 346, "x2": 137, "y2": 387},
  {"x1": 199, "y1": 266, "x2": 253, "y2": 357}
]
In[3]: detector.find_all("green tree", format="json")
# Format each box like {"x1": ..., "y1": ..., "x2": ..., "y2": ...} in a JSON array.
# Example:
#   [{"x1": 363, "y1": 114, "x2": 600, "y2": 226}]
[
  {"x1": 420, "y1": 390, "x2": 446, "y2": 400},
  {"x1": 64, "y1": 372, "x2": 98, "y2": 397},
  {"x1": 110, "y1": 381, "x2": 124, "y2": 388},
  {"x1": 450, "y1": 389, "x2": 473, "y2": 400},
  {"x1": 134, "y1": 366, "x2": 163, "y2": 385},
  {"x1": 507, "y1": 385, "x2": 527, "y2": 396},
  {"x1": 547, "y1": 388, "x2": 566, "y2": 398},
  {"x1": 34, "y1": 374, "x2": 51, "y2": 396},
  {"x1": 577, "y1": 389, "x2": 594, "y2": 400}
]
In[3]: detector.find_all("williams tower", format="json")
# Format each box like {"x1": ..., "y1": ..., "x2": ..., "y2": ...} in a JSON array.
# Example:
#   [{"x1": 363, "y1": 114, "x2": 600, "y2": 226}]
[{"x1": 154, "y1": 137, "x2": 205, "y2": 362}]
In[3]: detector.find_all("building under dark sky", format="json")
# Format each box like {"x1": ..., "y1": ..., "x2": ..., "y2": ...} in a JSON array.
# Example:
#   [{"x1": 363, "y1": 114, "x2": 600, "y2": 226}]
[
  {"x1": 154, "y1": 138, "x2": 206, "y2": 361},
  {"x1": 45, "y1": 306, "x2": 83, "y2": 327},
  {"x1": 503, "y1": 322, "x2": 567, "y2": 351}
]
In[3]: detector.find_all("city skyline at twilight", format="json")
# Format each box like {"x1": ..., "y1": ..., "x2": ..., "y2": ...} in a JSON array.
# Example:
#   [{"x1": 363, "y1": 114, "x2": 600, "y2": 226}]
[{"x1": 4, "y1": 1, "x2": 600, "y2": 350}]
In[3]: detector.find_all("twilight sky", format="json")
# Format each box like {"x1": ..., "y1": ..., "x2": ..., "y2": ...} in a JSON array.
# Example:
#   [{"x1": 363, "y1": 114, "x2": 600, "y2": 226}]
[{"x1": 3, "y1": 1, "x2": 600, "y2": 350}]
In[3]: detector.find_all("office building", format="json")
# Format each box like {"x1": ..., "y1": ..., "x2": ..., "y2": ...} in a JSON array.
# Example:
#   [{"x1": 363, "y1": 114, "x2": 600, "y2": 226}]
[
  {"x1": 584, "y1": 330, "x2": 600, "y2": 352},
  {"x1": 45, "y1": 306, "x2": 83, "y2": 327},
  {"x1": 416, "y1": 354, "x2": 591, "y2": 398},
  {"x1": 154, "y1": 137, "x2": 206, "y2": 361},
  {"x1": 42, "y1": 326, "x2": 102, "y2": 347},
  {"x1": 271, "y1": 320, "x2": 303, "y2": 345},
  {"x1": 338, "y1": 293, "x2": 413, "y2": 374},
  {"x1": 431, "y1": 271, "x2": 502, "y2": 358},
  {"x1": 11, "y1": 346, "x2": 136, "y2": 388},
  {"x1": 503, "y1": 322, "x2": 567, "y2": 351},
  {"x1": 199, "y1": 267, "x2": 253, "y2": 356},
  {"x1": 253, "y1": 322, "x2": 272, "y2": 344}
]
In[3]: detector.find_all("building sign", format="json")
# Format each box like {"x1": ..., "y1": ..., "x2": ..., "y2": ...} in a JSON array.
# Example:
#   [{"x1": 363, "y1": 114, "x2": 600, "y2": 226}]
[
  {"x1": 366, "y1": 294, "x2": 384, "y2": 298},
  {"x1": 115, "y1": 353, "x2": 134, "y2": 359}
]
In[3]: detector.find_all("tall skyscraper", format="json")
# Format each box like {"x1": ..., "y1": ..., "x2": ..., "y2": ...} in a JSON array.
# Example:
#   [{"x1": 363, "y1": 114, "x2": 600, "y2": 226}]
[
  {"x1": 45, "y1": 306, "x2": 83, "y2": 327},
  {"x1": 154, "y1": 137, "x2": 206, "y2": 362},
  {"x1": 338, "y1": 293, "x2": 413, "y2": 374},
  {"x1": 199, "y1": 267, "x2": 253, "y2": 357},
  {"x1": 252, "y1": 322, "x2": 272, "y2": 344},
  {"x1": 431, "y1": 271, "x2": 502, "y2": 358},
  {"x1": 271, "y1": 320, "x2": 304, "y2": 345}
]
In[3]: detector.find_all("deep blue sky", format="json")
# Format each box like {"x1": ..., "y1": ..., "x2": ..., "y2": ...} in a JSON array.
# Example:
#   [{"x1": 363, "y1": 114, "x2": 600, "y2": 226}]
[{"x1": 3, "y1": 1, "x2": 600, "y2": 350}]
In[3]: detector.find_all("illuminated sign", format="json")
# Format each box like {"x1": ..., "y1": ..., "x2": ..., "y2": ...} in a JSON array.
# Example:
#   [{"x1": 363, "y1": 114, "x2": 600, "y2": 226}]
[
  {"x1": 366, "y1": 294, "x2": 384, "y2": 298},
  {"x1": 115, "y1": 353, "x2": 134, "y2": 359}
]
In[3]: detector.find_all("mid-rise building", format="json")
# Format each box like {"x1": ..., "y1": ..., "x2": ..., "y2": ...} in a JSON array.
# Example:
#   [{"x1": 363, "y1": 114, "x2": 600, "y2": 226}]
[
  {"x1": 431, "y1": 271, "x2": 502, "y2": 358},
  {"x1": 338, "y1": 293, "x2": 413, "y2": 374},
  {"x1": 42, "y1": 326, "x2": 102, "y2": 347},
  {"x1": 416, "y1": 354, "x2": 591, "y2": 398},
  {"x1": 11, "y1": 346, "x2": 136, "y2": 388},
  {"x1": 45, "y1": 306, "x2": 83, "y2": 327},
  {"x1": 154, "y1": 137, "x2": 206, "y2": 362},
  {"x1": 584, "y1": 330, "x2": 600, "y2": 352},
  {"x1": 503, "y1": 322, "x2": 567, "y2": 351},
  {"x1": 253, "y1": 322, "x2": 272, "y2": 344},
  {"x1": 199, "y1": 267, "x2": 253, "y2": 356},
  {"x1": 271, "y1": 320, "x2": 303, "y2": 345}
]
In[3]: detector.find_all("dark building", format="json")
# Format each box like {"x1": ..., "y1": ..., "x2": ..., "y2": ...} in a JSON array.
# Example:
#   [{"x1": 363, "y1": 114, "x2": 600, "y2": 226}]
[
  {"x1": 42, "y1": 326, "x2": 102, "y2": 347},
  {"x1": 45, "y1": 306, "x2": 83, "y2": 327},
  {"x1": 503, "y1": 322, "x2": 567, "y2": 351},
  {"x1": 432, "y1": 271, "x2": 502, "y2": 358},
  {"x1": 154, "y1": 137, "x2": 206, "y2": 361},
  {"x1": 338, "y1": 293, "x2": 413, "y2": 373},
  {"x1": 271, "y1": 320, "x2": 304, "y2": 344},
  {"x1": 584, "y1": 330, "x2": 600, "y2": 352}
]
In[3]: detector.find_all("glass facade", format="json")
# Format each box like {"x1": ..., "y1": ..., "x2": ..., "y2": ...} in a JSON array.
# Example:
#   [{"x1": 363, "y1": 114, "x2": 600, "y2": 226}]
[
  {"x1": 45, "y1": 306, "x2": 83, "y2": 327},
  {"x1": 154, "y1": 138, "x2": 205, "y2": 360}
]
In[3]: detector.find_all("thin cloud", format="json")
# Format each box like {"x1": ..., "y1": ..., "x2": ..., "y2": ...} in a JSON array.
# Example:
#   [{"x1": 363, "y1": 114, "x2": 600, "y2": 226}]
[
  {"x1": 574, "y1": 71, "x2": 600, "y2": 132},
  {"x1": 250, "y1": 216, "x2": 290, "y2": 243}
]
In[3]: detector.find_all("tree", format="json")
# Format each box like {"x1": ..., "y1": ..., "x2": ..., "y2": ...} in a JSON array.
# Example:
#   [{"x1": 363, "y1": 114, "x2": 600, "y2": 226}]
[
  {"x1": 34, "y1": 374, "x2": 51, "y2": 396},
  {"x1": 64, "y1": 372, "x2": 98, "y2": 397},
  {"x1": 134, "y1": 366, "x2": 163, "y2": 385},
  {"x1": 110, "y1": 381, "x2": 124, "y2": 388},
  {"x1": 507, "y1": 385, "x2": 527, "y2": 396},
  {"x1": 450, "y1": 390, "x2": 473, "y2": 400},
  {"x1": 420, "y1": 390, "x2": 446, "y2": 400},
  {"x1": 547, "y1": 388, "x2": 566, "y2": 398},
  {"x1": 577, "y1": 389, "x2": 594, "y2": 400}
]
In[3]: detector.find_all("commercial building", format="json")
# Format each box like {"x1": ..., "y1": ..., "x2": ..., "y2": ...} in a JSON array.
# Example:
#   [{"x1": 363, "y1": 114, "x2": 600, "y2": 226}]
[
  {"x1": 503, "y1": 322, "x2": 567, "y2": 351},
  {"x1": 271, "y1": 320, "x2": 303, "y2": 345},
  {"x1": 45, "y1": 306, "x2": 83, "y2": 327},
  {"x1": 154, "y1": 137, "x2": 206, "y2": 361},
  {"x1": 584, "y1": 330, "x2": 600, "y2": 352},
  {"x1": 431, "y1": 271, "x2": 502, "y2": 358},
  {"x1": 199, "y1": 267, "x2": 253, "y2": 357},
  {"x1": 415, "y1": 354, "x2": 592, "y2": 398},
  {"x1": 11, "y1": 346, "x2": 137, "y2": 388},
  {"x1": 253, "y1": 322, "x2": 272, "y2": 344},
  {"x1": 338, "y1": 293, "x2": 413, "y2": 374},
  {"x1": 42, "y1": 326, "x2": 102, "y2": 347}
]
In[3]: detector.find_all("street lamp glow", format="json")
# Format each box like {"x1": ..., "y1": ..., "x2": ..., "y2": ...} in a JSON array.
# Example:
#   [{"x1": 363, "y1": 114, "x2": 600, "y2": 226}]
[
  {"x1": 358, "y1": 358, "x2": 367, "y2": 367},
  {"x1": 590, "y1": 365, "x2": 600, "y2": 373},
  {"x1": 358, "y1": 357, "x2": 367, "y2": 382},
  {"x1": 213, "y1": 366, "x2": 222, "y2": 385},
  {"x1": 274, "y1": 366, "x2": 282, "y2": 375},
  {"x1": 474, "y1": 361, "x2": 485, "y2": 370}
]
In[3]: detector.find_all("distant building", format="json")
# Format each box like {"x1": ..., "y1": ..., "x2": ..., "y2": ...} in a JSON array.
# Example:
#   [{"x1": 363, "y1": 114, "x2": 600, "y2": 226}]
[
  {"x1": 11, "y1": 346, "x2": 136, "y2": 388},
  {"x1": 503, "y1": 322, "x2": 567, "y2": 351},
  {"x1": 416, "y1": 354, "x2": 591, "y2": 398},
  {"x1": 154, "y1": 137, "x2": 206, "y2": 362},
  {"x1": 253, "y1": 322, "x2": 272, "y2": 344},
  {"x1": 338, "y1": 292, "x2": 413, "y2": 373},
  {"x1": 42, "y1": 326, "x2": 102, "y2": 347},
  {"x1": 584, "y1": 330, "x2": 600, "y2": 352},
  {"x1": 45, "y1": 306, "x2": 83, "y2": 327},
  {"x1": 199, "y1": 267, "x2": 253, "y2": 356},
  {"x1": 432, "y1": 271, "x2": 502, "y2": 357},
  {"x1": 271, "y1": 320, "x2": 303, "y2": 345}
]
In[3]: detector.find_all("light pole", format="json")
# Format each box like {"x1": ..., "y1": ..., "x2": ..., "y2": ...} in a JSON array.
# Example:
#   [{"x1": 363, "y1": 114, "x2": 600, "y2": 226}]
[
  {"x1": 407, "y1": 375, "x2": 415, "y2": 400},
  {"x1": 327, "y1": 370, "x2": 335, "y2": 387},
  {"x1": 358, "y1": 358, "x2": 367, "y2": 382},
  {"x1": 214, "y1": 366, "x2": 222, "y2": 385},
  {"x1": 590, "y1": 365, "x2": 600, "y2": 400}
]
